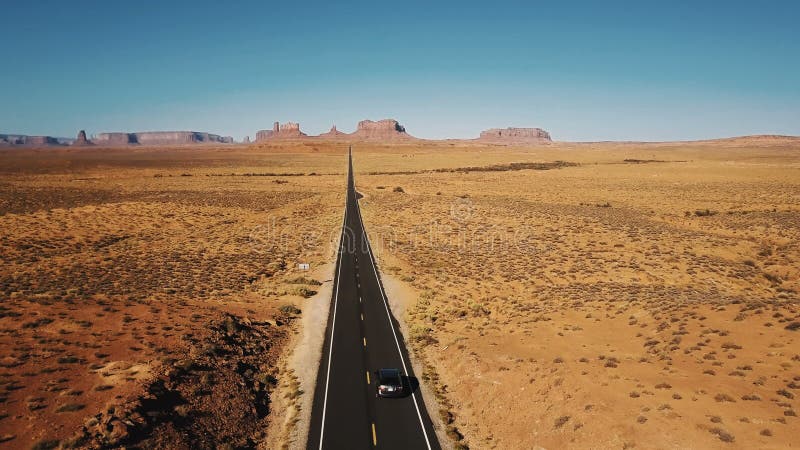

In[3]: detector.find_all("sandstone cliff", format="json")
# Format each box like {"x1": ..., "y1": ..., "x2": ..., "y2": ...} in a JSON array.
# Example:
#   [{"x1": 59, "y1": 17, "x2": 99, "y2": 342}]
[
  {"x1": 92, "y1": 131, "x2": 233, "y2": 146},
  {"x1": 0, "y1": 134, "x2": 66, "y2": 146},
  {"x1": 349, "y1": 119, "x2": 411, "y2": 140},
  {"x1": 478, "y1": 127, "x2": 552, "y2": 143},
  {"x1": 93, "y1": 132, "x2": 134, "y2": 145},
  {"x1": 256, "y1": 122, "x2": 307, "y2": 141}
]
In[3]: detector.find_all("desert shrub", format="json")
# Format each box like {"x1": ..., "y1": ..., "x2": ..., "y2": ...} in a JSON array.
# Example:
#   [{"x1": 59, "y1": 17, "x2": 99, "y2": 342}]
[
  {"x1": 410, "y1": 324, "x2": 436, "y2": 344},
  {"x1": 709, "y1": 427, "x2": 735, "y2": 443},
  {"x1": 763, "y1": 272, "x2": 782, "y2": 284},
  {"x1": 554, "y1": 415, "x2": 570, "y2": 428},
  {"x1": 22, "y1": 318, "x2": 54, "y2": 329},
  {"x1": 31, "y1": 439, "x2": 60, "y2": 450},
  {"x1": 785, "y1": 322, "x2": 800, "y2": 331},
  {"x1": 55, "y1": 403, "x2": 85, "y2": 413},
  {"x1": 446, "y1": 425, "x2": 464, "y2": 441},
  {"x1": 694, "y1": 209, "x2": 717, "y2": 217},
  {"x1": 291, "y1": 287, "x2": 317, "y2": 298},
  {"x1": 279, "y1": 305, "x2": 301, "y2": 315},
  {"x1": 714, "y1": 393, "x2": 736, "y2": 402},
  {"x1": 57, "y1": 356, "x2": 80, "y2": 364},
  {"x1": 777, "y1": 389, "x2": 794, "y2": 399},
  {"x1": 392, "y1": 186, "x2": 405, "y2": 193},
  {"x1": 286, "y1": 276, "x2": 321, "y2": 286}
]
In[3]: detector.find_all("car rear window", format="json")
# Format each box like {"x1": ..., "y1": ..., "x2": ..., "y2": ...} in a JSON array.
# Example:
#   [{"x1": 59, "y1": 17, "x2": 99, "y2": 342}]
[{"x1": 379, "y1": 370, "x2": 400, "y2": 384}]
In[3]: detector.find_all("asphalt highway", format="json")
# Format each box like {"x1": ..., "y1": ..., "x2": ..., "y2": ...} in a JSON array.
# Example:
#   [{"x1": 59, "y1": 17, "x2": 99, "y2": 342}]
[{"x1": 307, "y1": 148, "x2": 441, "y2": 449}]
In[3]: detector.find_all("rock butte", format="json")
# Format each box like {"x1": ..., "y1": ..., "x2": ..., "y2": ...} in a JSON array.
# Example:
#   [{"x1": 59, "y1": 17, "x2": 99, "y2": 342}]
[
  {"x1": 72, "y1": 130, "x2": 92, "y2": 146},
  {"x1": 0, "y1": 134, "x2": 73, "y2": 146},
  {"x1": 92, "y1": 131, "x2": 234, "y2": 146},
  {"x1": 254, "y1": 118, "x2": 414, "y2": 141},
  {"x1": 478, "y1": 127, "x2": 552, "y2": 143},
  {"x1": 1, "y1": 121, "x2": 555, "y2": 146},
  {"x1": 256, "y1": 122, "x2": 307, "y2": 141}
]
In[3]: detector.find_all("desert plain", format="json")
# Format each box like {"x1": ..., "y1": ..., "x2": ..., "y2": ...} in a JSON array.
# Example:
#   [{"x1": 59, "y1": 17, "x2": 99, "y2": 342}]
[{"x1": 0, "y1": 137, "x2": 799, "y2": 449}]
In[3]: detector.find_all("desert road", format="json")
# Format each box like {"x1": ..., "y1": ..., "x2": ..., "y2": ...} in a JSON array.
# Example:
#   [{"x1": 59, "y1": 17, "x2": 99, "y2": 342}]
[{"x1": 307, "y1": 149, "x2": 441, "y2": 449}]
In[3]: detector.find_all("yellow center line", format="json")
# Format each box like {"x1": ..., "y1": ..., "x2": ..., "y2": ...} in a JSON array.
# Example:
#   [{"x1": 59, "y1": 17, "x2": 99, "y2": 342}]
[
  {"x1": 366, "y1": 371, "x2": 370, "y2": 384},
  {"x1": 361, "y1": 313, "x2": 364, "y2": 321},
  {"x1": 363, "y1": 337, "x2": 367, "y2": 347},
  {"x1": 372, "y1": 422, "x2": 377, "y2": 446}
]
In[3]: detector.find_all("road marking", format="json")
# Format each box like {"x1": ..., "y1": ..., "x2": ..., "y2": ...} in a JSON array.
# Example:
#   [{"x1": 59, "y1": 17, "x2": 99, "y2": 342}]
[
  {"x1": 366, "y1": 371, "x2": 370, "y2": 384},
  {"x1": 372, "y1": 423, "x2": 377, "y2": 446},
  {"x1": 318, "y1": 188, "x2": 348, "y2": 450},
  {"x1": 359, "y1": 296, "x2": 362, "y2": 303},
  {"x1": 361, "y1": 313, "x2": 364, "y2": 321},
  {"x1": 363, "y1": 337, "x2": 367, "y2": 347},
  {"x1": 356, "y1": 201, "x2": 434, "y2": 450}
]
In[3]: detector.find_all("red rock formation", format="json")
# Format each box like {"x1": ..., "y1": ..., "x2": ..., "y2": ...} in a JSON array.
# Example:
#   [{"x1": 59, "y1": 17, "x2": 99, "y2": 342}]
[
  {"x1": 255, "y1": 122, "x2": 307, "y2": 141},
  {"x1": 91, "y1": 131, "x2": 232, "y2": 146},
  {"x1": 0, "y1": 134, "x2": 64, "y2": 146},
  {"x1": 478, "y1": 127, "x2": 551, "y2": 143},
  {"x1": 72, "y1": 130, "x2": 93, "y2": 146},
  {"x1": 318, "y1": 124, "x2": 346, "y2": 138},
  {"x1": 350, "y1": 119, "x2": 411, "y2": 140},
  {"x1": 27, "y1": 136, "x2": 60, "y2": 146},
  {"x1": 93, "y1": 132, "x2": 135, "y2": 145}
]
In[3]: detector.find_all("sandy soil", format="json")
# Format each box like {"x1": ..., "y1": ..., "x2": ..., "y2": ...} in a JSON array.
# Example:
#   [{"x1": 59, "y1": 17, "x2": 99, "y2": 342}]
[
  {"x1": 357, "y1": 138, "x2": 800, "y2": 449},
  {"x1": 0, "y1": 145, "x2": 345, "y2": 449},
  {"x1": 2, "y1": 138, "x2": 798, "y2": 449}
]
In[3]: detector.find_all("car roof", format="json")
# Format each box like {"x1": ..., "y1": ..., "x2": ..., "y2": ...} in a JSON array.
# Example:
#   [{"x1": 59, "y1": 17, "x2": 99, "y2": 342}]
[{"x1": 378, "y1": 368, "x2": 401, "y2": 376}]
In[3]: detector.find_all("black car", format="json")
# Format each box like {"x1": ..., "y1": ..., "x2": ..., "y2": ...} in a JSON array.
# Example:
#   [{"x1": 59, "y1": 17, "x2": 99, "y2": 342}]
[{"x1": 375, "y1": 368, "x2": 404, "y2": 398}]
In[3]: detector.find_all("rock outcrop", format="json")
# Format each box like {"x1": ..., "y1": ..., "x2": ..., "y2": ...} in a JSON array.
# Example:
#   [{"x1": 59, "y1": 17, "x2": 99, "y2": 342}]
[
  {"x1": 318, "y1": 124, "x2": 346, "y2": 138},
  {"x1": 0, "y1": 134, "x2": 25, "y2": 146},
  {"x1": 72, "y1": 130, "x2": 93, "y2": 146},
  {"x1": 242, "y1": 136, "x2": 251, "y2": 144},
  {"x1": 478, "y1": 127, "x2": 551, "y2": 143},
  {"x1": 350, "y1": 119, "x2": 410, "y2": 140},
  {"x1": 93, "y1": 132, "x2": 136, "y2": 145},
  {"x1": 0, "y1": 134, "x2": 68, "y2": 146},
  {"x1": 25, "y1": 136, "x2": 59, "y2": 146},
  {"x1": 255, "y1": 122, "x2": 307, "y2": 141},
  {"x1": 92, "y1": 131, "x2": 233, "y2": 146}
]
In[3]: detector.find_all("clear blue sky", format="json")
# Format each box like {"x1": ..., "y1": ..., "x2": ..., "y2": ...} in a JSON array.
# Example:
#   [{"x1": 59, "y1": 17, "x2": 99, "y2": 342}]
[{"x1": 1, "y1": 0, "x2": 798, "y2": 141}]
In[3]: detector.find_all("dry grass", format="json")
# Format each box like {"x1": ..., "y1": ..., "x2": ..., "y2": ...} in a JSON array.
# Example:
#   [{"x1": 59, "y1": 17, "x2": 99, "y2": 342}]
[
  {"x1": 359, "y1": 139, "x2": 800, "y2": 449},
  {"x1": 0, "y1": 144, "x2": 344, "y2": 448},
  {"x1": 3, "y1": 139, "x2": 798, "y2": 449}
]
